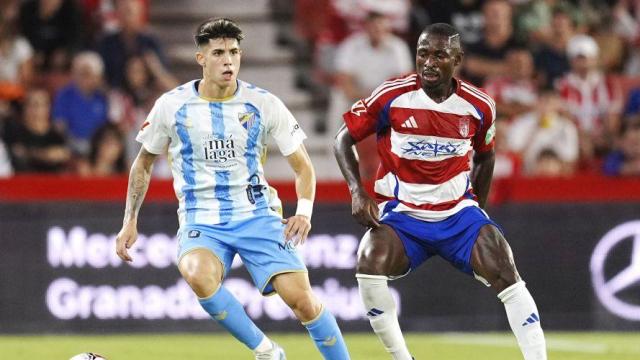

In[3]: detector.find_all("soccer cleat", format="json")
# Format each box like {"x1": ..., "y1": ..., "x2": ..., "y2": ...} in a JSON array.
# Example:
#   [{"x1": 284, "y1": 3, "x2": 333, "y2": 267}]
[{"x1": 254, "y1": 341, "x2": 286, "y2": 360}]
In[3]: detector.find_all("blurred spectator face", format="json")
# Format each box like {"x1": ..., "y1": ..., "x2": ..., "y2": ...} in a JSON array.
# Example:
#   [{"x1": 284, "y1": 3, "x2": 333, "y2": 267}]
[
  {"x1": 551, "y1": 11, "x2": 574, "y2": 40},
  {"x1": 567, "y1": 35, "x2": 599, "y2": 75},
  {"x1": 507, "y1": 49, "x2": 533, "y2": 80},
  {"x1": 483, "y1": 0, "x2": 512, "y2": 37},
  {"x1": 97, "y1": 128, "x2": 124, "y2": 163},
  {"x1": 40, "y1": 0, "x2": 63, "y2": 17},
  {"x1": 622, "y1": 125, "x2": 640, "y2": 159},
  {"x1": 538, "y1": 92, "x2": 561, "y2": 117},
  {"x1": 117, "y1": 0, "x2": 144, "y2": 33},
  {"x1": 23, "y1": 89, "x2": 51, "y2": 133},
  {"x1": 72, "y1": 52, "x2": 104, "y2": 94},
  {"x1": 533, "y1": 149, "x2": 564, "y2": 176},
  {"x1": 125, "y1": 56, "x2": 149, "y2": 90},
  {"x1": 0, "y1": 0, "x2": 18, "y2": 38},
  {"x1": 364, "y1": 14, "x2": 391, "y2": 46}
]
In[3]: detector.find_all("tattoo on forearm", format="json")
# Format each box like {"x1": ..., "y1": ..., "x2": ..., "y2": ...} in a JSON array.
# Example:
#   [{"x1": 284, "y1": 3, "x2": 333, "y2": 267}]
[{"x1": 124, "y1": 161, "x2": 152, "y2": 222}]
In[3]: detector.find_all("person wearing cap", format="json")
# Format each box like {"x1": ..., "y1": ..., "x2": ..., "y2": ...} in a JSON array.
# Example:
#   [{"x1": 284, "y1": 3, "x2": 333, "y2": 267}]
[{"x1": 555, "y1": 34, "x2": 622, "y2": 164}]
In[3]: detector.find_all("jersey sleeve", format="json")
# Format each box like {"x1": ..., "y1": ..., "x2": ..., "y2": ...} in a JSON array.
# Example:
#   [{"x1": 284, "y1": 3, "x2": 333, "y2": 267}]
[
  {"x1": 266, "y1": 95, "x2": 307, "y2": 156},
  {"x1": 342, "y1": 93, "x2": 387, "y2": 142},
  {"x1": 473, "y1": 94, "x2": 497, "y2": 154},
  {"x1": 135, "y1": 95, "x2": 171, "y2": 154}
]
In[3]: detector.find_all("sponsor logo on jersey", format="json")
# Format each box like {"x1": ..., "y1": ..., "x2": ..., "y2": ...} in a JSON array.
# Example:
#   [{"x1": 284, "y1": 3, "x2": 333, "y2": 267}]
[
  {"x1": 401, "y1": 139, "x2": 464, "y2": 158},
  {"x1": 202, "y1": 134, "x2": 238, "y2": 168},
  {"x1": 140, "y1": 121, "x2": 150, "y2": 131},
  {"x1": 290, "y1": 123, "x2": 301, "y2": 136}
]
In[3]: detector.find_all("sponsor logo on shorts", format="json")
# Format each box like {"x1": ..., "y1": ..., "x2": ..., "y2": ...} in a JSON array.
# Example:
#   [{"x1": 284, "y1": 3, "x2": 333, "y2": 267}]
[
  {"x1": 188, "y1": 230, "x2": 201, "y2": 238},
  {"x1": 278, "y1": 241, "x2": 296, "y2": 252}
]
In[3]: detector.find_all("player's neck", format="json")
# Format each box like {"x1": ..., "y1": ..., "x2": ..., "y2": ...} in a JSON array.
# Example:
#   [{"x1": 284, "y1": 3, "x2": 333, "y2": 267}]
[
  {"x1": 422, "y1": 79, "x2": 455, "y2": 103},
  {"x1": 198, "y1": 78, "x2": 238, "y2": 101}
]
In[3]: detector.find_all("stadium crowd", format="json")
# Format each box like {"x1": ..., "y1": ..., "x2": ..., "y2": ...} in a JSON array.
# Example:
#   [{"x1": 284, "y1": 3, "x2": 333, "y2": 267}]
[{"x1": 1, "y1": 0, "x2": 640, "y2": 180}]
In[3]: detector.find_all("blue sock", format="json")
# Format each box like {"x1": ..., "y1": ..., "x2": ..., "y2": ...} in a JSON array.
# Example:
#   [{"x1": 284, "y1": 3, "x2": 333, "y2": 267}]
[
  {"x1": 303, "y1": 308, "x2": 350, "y2": 359},
  {"x1": 199, "y1": 286, "x2": 265, "y2": 350}
]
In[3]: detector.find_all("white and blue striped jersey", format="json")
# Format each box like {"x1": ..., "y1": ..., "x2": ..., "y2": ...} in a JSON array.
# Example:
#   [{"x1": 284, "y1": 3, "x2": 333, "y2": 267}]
[{"x1": 136, "y1": 79, "x2": 306, "y2": 226}]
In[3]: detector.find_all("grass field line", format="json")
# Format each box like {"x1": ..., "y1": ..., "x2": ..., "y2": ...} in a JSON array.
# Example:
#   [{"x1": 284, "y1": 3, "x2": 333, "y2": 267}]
[{"x1": 435, "y1": 333, "x2": 615, "y2": 354}]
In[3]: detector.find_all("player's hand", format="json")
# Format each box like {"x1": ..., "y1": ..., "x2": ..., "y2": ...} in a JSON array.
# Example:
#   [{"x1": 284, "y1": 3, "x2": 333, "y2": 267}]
[
  {"x1": 351, "y1": 188, "x2": 380, "y2": 228},
  {"x1": 281, "y1": 215, "x2": 311, "y2": 246},
  {"x1": 116, "y1": 221, "x2": 138, "y2": 262}
]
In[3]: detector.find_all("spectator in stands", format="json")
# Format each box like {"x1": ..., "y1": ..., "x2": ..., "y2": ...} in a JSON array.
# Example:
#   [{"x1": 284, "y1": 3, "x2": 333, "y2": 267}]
[
  {"x1": 533, "y1": 6, "x2": 574, "y2": 89},
  {"x1": 492, "y1": 117, "x2": 522, "y2": 179},
  {"x1": 556, "y1": 34, "x2": 623, "y2": 162},
  {"x1": 77, "y1": 122, "x2": 126, "y2": 176},
  {"x1": 531, "y1": 148, "x2": 567, "y2": 177},
  {"x1": 612, "y1": 0, "x2": 640, "y2": 75},
  {"x1": 328, "y1": 11, "x2": 412, "y2": 179},
  {"x1": 603, "y1": 120, "x2": 640, "y2": 176},
  {"x1": 0, "y1": 138, "x2": 13, "y2": 177},
  {"x1": 3, "y1": 88, "x2": 69, "y2": 173},
  {"x1": 97, "y1": 0, "x2": 169, "y2": 88},
  {"x1": 109, "y1": 54, "x2": 176, "y2": 177},
  {"x1": 53, "y1": 51, "x2": 109, "y2": 156},
  {"x1": 484, "y1": 46, "x2": 538, "y2": 119},
  {"x1": 410, "y1": 0, "x2": 485, "y2": 48},
  {"x1": 0, "y1": 0, "x2": 34, "y2": 112},
  {"x1": 507, "y1": 90, "x2": 579, "y2": 176},
  {"x1": 18, "y1": 0, "x2": 83, "y2": 73},
  {"x1": 463, "y1": 0, "x2": 518, "y2": 85}
]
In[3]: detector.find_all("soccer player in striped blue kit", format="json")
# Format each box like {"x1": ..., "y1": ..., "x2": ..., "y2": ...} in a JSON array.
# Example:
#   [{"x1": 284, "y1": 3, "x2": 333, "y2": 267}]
[{"x1": 115, "y1": 18, "x2": 350, "y2": 360}]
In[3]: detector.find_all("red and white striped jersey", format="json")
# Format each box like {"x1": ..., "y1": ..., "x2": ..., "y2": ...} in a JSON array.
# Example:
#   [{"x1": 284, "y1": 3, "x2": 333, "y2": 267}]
[
  {"x1": 343, "y1": 74, "x2": 496, "y2": 221},
  {"x1": 556, "y1": 72, "x2": 622, "y2": 133}
]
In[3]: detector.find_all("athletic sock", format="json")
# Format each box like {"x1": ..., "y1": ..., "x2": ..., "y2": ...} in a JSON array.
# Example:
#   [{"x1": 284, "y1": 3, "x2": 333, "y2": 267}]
[
  {"x1": 357, "y1": 274, "x2": 412, "y2": 360},
  {"x1": 498, "y1": 281, "x2": 547, "y2": 360},
  {"x1": 199, "y1": 286, "x2": 266, "y2": 350},
  {"x1": 303, "y1": 306, "x2": 350, "y2": 359}
]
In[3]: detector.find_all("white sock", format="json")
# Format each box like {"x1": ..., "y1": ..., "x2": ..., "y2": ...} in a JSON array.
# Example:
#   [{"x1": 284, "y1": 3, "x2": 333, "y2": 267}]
[
  {"x1": 498, "y1": 281, "x2": 547, "y2": 360},
  {"x1": 253, "y1": 335, "x2": 272, "y2": 352},
  {"x1": 357, "y1": 274, "x2": 413, "y2": 360}
]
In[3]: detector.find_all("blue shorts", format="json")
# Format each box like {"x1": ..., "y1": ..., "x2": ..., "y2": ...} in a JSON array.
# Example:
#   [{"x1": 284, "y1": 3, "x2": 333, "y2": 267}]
[
  {"x1": 177, "y1": 215, "x2": 307, "y2": 295},
  {"x1": 380, "y1": 206, "x2": 501, "y2": 275}
]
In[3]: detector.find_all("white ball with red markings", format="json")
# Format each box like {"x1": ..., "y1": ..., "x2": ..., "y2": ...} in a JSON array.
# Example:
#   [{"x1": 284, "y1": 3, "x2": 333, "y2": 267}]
[{"x1": 69, "y1": 353, "x2": 107, "y2": 360}]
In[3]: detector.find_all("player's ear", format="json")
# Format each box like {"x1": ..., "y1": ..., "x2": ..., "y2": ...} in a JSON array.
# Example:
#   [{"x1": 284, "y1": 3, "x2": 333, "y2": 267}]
[
  {"x1": 196, "y1": 51, "x2": 205, "y2": 67},
  {"x1": 454, "y1": 50, "x2": 464, "y2": 67}
]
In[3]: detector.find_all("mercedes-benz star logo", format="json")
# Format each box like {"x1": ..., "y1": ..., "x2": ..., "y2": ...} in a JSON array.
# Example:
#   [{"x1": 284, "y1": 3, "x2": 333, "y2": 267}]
[{"x1": 590, "y1": 221, "x2": 640, "y2": 321}]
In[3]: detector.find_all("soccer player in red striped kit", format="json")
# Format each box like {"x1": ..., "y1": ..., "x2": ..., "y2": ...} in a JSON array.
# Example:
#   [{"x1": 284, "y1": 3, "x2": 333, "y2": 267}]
[{"x1": 333, "y1": 23, "x2": 547, "y2": 360}]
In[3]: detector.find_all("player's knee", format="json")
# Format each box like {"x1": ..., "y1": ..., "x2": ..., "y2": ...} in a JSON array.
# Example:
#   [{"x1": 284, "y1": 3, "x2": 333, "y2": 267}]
[
  {"x1": 288, "y1": 291, "x2": 322, "y2": 321},
  {"x1": 183, "y1": 270, "x2": 219, "y2": 298},
  {"x1": 489, "y1": 265, "x2": 520, "y2": 293},
  {"x1": 356, "y1": 245, "x2": 389, "y2": 275},
  {"x1": 179, "y1": 262, "x2": 221, "y2": 298}
]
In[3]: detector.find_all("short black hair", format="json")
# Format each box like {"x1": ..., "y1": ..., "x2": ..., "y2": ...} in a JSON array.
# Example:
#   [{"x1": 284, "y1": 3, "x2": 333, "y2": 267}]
[
  {"x1": 194, "y1": 18, "x2": 244, "y2": 47},
  {"x1": 421, "y1": 23, "x2": 461, "y2": 48}
]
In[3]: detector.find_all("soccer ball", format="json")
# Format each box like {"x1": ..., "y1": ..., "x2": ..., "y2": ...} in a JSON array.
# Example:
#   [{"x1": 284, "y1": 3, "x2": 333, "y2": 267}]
[{"x1": 69, "y1": 353, "x2": 107, "y2": 360}]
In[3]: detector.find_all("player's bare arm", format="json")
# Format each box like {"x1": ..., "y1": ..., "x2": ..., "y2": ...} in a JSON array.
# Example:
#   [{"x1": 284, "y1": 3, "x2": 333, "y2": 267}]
[
  {"x1": 333, "y1": 124, "x2": 380, "y2": 228},
  {"x1": 471, "y1": 149, "x2": 495, "y2": 209},
  {"x1": 283, "y1": 144, "x2": 315, "y2": 245},
  {"x1": 116, "y1": 147, "x2": 158, "y2": 262}
]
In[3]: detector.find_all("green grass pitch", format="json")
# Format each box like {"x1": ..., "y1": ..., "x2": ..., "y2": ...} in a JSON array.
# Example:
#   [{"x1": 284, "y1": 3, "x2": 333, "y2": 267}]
[{"x1": 1, "y1": 332, "x2": 638, "y2": 359}]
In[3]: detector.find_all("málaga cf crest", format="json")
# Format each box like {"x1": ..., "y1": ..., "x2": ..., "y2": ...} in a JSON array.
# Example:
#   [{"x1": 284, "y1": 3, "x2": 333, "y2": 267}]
[{"x1": 238, "y1": 111, "x2": 256, "y2": 130}]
